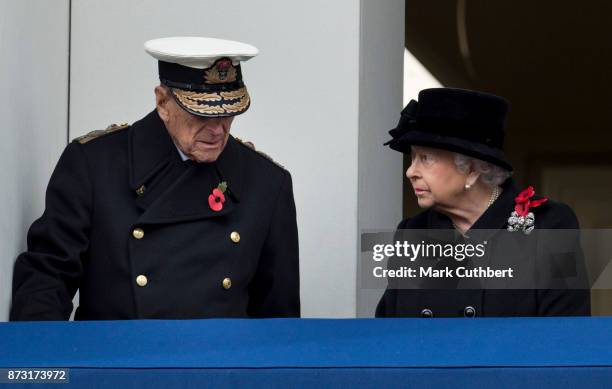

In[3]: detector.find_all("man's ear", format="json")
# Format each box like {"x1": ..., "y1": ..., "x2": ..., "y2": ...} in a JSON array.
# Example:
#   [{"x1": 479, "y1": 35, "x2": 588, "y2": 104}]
[{"x1": 155, "y1": 85, "x2": 171, "y2": 122}]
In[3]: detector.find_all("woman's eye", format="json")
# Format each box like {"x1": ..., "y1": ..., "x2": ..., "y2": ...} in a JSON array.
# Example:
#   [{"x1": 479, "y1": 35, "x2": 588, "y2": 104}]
[
  {"x1": 420, "y1": 154, "x2": 436, "y2": 165},
  {"x1": 410, "y1": 152, "x2": 435, "y2": 165}
]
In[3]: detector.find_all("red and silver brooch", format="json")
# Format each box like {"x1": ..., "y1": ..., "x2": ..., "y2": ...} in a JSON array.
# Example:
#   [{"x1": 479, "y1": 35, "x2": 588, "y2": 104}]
[
  {"x1": 208, "y1": 182, "x2": 228, "y2": 212},
  {"x1": 507, "y1": 186, "x2": 548, "y2": 234}
]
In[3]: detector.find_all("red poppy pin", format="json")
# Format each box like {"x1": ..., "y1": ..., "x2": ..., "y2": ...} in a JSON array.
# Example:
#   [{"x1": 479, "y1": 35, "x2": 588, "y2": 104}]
[
  {"x1": 208, "y1": 182, "x2": 228, "y2": 212},
  {"x1": 507, "y1": 186, "x2": 548, "y2": 234}
]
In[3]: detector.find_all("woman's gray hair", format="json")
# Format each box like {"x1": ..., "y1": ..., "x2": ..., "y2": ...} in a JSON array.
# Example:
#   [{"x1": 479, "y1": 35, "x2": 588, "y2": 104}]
[{"x1": 454, "y1": 153, "x2": 512, "y2": 188}]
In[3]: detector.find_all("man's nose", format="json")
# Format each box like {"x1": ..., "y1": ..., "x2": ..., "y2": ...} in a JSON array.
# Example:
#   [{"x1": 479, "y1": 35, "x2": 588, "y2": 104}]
[{"x1": 204, "y1": 119, "x2": 226, "y2": 136}]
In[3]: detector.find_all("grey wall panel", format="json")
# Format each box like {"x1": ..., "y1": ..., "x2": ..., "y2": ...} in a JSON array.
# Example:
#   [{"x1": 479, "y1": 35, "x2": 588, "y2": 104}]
[
  {"x1": 0, "y1": 0, "x2": 69, "y2": 321},
  {"x1": 357, "y1": 0, "x2": 405, "y2": 317}
]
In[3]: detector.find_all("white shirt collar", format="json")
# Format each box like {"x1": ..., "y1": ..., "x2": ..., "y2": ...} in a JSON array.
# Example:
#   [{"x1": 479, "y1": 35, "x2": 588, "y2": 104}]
[{"x1": 174, "y1": 143, "x2": 190, "y2": 161}]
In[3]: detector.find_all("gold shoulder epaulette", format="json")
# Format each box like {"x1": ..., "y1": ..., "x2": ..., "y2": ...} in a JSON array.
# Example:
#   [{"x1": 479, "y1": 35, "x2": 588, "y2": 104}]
[
  {"x1": 234, "y1": 137, "x2": 255, "y2": 150},
  {"x1": 75, "y1": 122, "x2": 129, "y2": 144},
  {"x1": 235, "y1": 137, "x2": 285, "y2": 170}
]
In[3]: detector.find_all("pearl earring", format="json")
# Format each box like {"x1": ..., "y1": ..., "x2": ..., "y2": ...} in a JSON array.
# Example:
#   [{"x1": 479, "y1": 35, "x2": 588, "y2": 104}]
[{"x1": 465, "y1": 184, "x2": 471, "y2": 190}]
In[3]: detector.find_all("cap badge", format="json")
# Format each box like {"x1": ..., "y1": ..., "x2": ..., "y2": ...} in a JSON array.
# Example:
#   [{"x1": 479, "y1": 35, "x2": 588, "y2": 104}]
[{"x1": 205, "y1": 58, "x2": 237, "y2": 84}]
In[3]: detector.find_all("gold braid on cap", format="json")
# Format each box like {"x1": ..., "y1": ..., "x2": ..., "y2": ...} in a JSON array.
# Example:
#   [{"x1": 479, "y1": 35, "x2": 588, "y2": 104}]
[
  {"x1": 176, "y1": 90, "x2": 222, "y2": 101},
  {"x1": 223, "y1": 93, "x2": 250, "y2": 114},
  {"x1": 220, "y1": 87, "x2": 248, "y2": 100},
  {"x1": 172, "y1": 86, "x2": 250, "y2": 115},
  {"x1": 173, "y1": 91, "x2": 226, "y2": 115}
]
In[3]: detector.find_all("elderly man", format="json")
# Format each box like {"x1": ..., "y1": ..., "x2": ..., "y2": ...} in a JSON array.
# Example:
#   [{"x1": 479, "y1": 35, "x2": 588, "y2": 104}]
[{"x1": 10, "y1": 37, "x2": 300, "y2": 320}]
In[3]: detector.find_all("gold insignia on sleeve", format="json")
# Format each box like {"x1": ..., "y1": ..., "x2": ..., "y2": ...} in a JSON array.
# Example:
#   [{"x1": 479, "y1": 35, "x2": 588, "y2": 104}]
[{"x1": 75, "y1": 122, "x2": 129, "y2": 144}]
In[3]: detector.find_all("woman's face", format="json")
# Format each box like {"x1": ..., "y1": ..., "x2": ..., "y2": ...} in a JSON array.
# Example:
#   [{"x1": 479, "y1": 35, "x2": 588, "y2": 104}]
[{"x1": 406, "y1": 146, "x2": 468, "y2": 209}]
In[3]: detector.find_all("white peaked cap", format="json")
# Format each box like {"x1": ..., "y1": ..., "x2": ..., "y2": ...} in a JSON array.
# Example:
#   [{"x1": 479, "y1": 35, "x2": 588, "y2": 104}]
[{"x1": 144, "y1": 36, "x2": 259, "y2": 69}]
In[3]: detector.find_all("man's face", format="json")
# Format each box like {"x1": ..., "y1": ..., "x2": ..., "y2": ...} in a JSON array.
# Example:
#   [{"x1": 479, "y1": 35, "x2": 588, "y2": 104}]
[{"x1": 156, "y1": 86, "x2": 234, "y2": 163}]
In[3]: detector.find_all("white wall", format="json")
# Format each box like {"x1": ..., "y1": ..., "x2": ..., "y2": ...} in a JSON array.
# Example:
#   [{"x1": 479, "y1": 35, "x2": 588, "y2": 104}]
[
  {"x1": 0, "y1": 0, "x2": 69, "y2": 321},
  {"x1": 404, "y1": 49, "x2": 442, "y2": 105},
  {"x1": 1, "y1": 0, "x2": 404, "y2": 320},
  {"x1": 357, "y1": 0, "x2": 405, "y2": 316}
]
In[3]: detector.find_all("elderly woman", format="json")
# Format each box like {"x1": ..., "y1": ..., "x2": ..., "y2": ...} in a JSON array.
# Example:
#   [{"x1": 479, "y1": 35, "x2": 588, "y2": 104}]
[{"x1": 376, "y1": 88, "x2": 590, "y2": 318}]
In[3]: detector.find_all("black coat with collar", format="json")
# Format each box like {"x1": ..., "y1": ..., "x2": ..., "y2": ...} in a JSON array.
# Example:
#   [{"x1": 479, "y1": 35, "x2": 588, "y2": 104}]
[
  {"x1": 376, "y1": 179, "x2": 591, "y2": 318},
  {"x1": 10, "y1": 110, "x2": 300, "y2": 320}
]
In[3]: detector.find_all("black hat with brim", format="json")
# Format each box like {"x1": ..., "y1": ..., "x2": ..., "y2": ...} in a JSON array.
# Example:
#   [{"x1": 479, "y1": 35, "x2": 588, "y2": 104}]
[{"x1": 385, "y1": 88, "x2": 513, "y2": 172}]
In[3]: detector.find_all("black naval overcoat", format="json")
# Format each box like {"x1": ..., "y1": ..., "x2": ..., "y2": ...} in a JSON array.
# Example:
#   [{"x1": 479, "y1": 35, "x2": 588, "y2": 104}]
[
  {"x1": 10, "y1": 110, "x2": 300, "y2": 320},
  {"x1": 376, "y1": 179, "x2": 591, "y2": 318}
]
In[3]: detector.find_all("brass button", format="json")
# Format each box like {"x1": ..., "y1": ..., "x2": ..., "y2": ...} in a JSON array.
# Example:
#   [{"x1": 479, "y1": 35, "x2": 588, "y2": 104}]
[
  {"x1": 230, "y1": 231, "x2": 241, "y2": 243},
  {"x1": 222, "y1": 277, "x2": 232, "y2": 290},
  {"x1": 136, "y1": 185, "x2": 146, "y2": 196},
  {"x1": 136, "y1": 275, "x2": 148, "y2": 287},
  {"x1": 132, "y1": 228, "x2": 144, "y2": 240}
]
